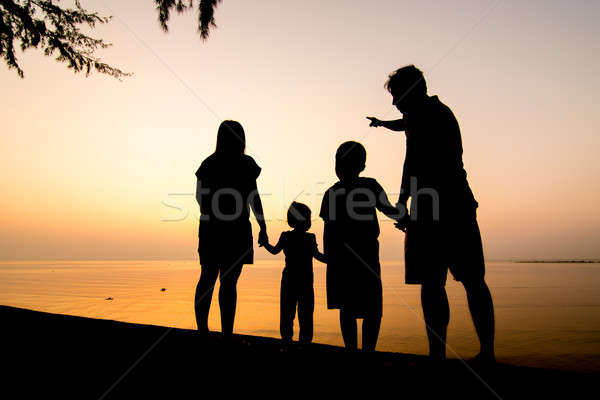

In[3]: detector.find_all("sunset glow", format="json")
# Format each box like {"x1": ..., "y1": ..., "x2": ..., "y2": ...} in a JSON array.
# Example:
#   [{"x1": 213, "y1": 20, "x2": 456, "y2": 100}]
[{"x1": 1, "y1": 0, "x2": 599, "y2": 261}]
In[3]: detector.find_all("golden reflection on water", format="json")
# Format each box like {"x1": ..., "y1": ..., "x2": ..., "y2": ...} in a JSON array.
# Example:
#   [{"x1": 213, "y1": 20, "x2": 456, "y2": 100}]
[{"x1": 0, "y1": 260, "x2": 599, "y2": 371}]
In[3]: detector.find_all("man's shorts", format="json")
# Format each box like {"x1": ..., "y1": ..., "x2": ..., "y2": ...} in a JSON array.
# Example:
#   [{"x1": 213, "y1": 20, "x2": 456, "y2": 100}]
[{"x1": 404, "y1": 210, "x2": 485, "y2": 285}]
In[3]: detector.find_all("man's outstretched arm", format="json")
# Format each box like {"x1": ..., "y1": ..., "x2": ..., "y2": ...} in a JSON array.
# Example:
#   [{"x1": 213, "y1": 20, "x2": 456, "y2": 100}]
[{"x1": 366, "y1": 117, "x2": 405, "y2": 132}]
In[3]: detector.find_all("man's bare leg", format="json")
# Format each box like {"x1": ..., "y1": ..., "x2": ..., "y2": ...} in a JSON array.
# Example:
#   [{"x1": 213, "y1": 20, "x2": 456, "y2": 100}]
[
  {"x1": 463, "y1": 279, "x2": 495, "y2": 362},
  {"x1": 421, "y1": 283, "x2": 450, "y2": 360}
]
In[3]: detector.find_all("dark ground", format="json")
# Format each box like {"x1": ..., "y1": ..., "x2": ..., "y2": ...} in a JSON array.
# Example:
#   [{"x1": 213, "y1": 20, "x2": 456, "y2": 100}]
[{"x1": 1, "y1": 305, "x2": 596, "y2": 399}]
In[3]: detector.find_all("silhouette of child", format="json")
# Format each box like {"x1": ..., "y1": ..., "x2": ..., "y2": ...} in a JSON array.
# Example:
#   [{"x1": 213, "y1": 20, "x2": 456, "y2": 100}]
[
  {"x1": 260, "y1": 202, "x2": 326, "y2": 344},
  {"x1": 320, "y1": 141, "x2": 402, "y2": 351}
]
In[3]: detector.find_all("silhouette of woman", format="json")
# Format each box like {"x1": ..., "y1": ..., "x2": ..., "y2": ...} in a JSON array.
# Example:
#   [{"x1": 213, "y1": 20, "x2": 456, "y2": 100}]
[{"x1": 194, "y1": 120, "x2": 268, "y2": 339}]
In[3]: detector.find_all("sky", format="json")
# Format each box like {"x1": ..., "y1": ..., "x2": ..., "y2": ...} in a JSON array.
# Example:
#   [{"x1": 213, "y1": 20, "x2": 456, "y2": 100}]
[{"x1": 1, "y1": 0, "x2": 599, "y2": 261}]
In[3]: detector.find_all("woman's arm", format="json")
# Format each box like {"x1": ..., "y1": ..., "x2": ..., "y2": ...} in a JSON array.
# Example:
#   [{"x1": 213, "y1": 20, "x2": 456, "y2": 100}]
[
  {"x1": 249, "y1": 182, "x2": 267, "y2": 230},
  {"x1": 195, "y1": 180, "x2": 202, "y2": 207},
  {"x1": 249, "y1": 181, "x2": 268, "y2": 243},
  {"x1": 366, "y1": 117, "x2": 405, "y2": 132}
]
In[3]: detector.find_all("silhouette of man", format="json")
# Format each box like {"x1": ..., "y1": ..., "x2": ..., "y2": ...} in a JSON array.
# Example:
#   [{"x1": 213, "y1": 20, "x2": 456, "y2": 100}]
[{"x1": 368, "y1": 65, "x2": 495, "y2": 362}]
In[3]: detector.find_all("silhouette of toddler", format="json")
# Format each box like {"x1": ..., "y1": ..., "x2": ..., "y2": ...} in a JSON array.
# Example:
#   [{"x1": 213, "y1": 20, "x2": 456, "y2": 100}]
[{"x1": 260, "y1": 202, "x2": 326, "y2": 344}]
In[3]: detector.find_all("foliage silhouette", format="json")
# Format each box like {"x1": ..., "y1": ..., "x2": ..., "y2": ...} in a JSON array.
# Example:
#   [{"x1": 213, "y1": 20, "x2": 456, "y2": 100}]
[
  {"x1": 0, "y1": 0, "x2": 130, "y2": 78},
  {"x1": 155, "y1": 0, "x2": 222, "y2": 39}
]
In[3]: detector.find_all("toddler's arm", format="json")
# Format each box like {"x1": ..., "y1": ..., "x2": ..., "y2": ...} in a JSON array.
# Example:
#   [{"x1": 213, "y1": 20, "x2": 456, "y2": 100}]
[
  {"x1": 314, "y1": 249, "x2": 327, "y2": 264},
  {"x1": 313, "y1": 236, "x2": 327, "y2": 263},
  {"x1": 262, "y1": 234, "x2": 283, "y2": 255}
]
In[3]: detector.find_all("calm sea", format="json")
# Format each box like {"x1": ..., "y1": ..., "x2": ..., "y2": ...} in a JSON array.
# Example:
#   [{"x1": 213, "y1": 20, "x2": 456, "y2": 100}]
[{"x1": 0, "y1": 260, "x2": 599, "y2": 371}]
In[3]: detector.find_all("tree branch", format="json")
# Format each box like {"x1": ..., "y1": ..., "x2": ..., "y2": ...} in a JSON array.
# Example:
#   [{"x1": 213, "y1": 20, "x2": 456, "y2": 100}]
[
  {"x1": 0, "y1": 0, "x2": 130, "y2": 79},
  {"x1": 154, "y1": 0, "x2": 222, "y2": 40}
]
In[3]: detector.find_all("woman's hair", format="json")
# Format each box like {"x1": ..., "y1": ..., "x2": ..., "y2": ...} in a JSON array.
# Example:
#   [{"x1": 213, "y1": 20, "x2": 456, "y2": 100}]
[
  {"x1": 287, "y1": 202, "x2": 312, "y2": 231},
  {"x1": 385, "y1": 65, "x2": 427, "y2": 97},
  {"x1": 215, "y1": 120, "x2": 245, "y2": 156}
]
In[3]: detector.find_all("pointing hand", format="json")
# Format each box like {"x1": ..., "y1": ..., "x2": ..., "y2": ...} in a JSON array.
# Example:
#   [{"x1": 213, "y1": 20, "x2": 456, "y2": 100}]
[{"x1": 366, "y1": 117, "x2": 383, "y2": 127}]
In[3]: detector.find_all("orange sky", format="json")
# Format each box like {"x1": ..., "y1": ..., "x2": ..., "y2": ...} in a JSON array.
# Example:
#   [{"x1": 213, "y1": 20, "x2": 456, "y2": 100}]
[{"x1": 1, "y1": 0, "x2": 599, "y2": 260}]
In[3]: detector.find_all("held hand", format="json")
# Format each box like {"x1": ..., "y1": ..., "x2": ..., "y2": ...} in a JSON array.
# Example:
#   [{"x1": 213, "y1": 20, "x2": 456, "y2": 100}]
[
  {"x1": 394, "y1": 205, "x2": 410, "y2": 233},
  {"x1": 394, "y1": 219, "x2": 408, "y2": 233},
  {"x1": 258, "y1": 229, "x2": 268, "y2": 247},
  {"x1": 366, "y1": 116, "x2": 383, "y2": 127}
]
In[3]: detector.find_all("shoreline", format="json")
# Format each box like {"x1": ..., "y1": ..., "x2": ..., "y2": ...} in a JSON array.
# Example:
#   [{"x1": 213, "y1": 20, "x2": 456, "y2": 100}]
[
  {"x1": 514, "y1": 260, "x2": 600, "y2": 264},
  {"x1": 1, "y1": 305, "x2": 597, "y2": 398}
]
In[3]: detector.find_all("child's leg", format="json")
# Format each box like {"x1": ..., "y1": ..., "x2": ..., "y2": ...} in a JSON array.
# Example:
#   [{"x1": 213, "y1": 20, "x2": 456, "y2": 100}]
[
  {"x1": 297, "y1": 286, "x2": 315, "y2": 344},
  {"x1": 362, "y1": 312, "x2": 382, "y2": 352},
  {"x1": 339, "y1": 308, "x2": 357, "y2": 350},
  {"x1": 280, "y1": 273, "x2": 296, "y2": 342}
]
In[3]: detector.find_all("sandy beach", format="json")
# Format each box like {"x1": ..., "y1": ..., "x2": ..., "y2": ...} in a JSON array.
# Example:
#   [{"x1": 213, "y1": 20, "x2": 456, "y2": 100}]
[{"x1": 1, "y1": 305, "x2": 596, "y2": 399}]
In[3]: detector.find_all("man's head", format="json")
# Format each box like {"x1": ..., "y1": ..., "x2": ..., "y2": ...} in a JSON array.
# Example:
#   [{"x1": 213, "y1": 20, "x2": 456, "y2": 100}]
[
  {"x1": 335, "y1": 141, "x2": 366, "y2": 181},
  {"x1": 385, "y1": 65, "x2": 427, "y2": 113}
]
